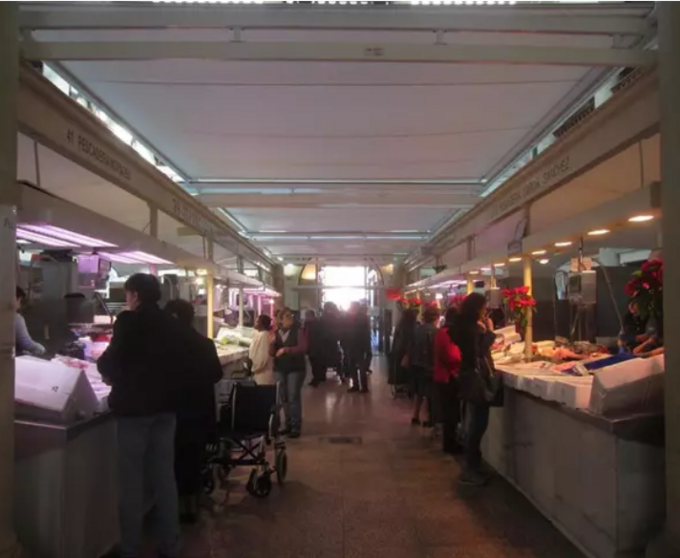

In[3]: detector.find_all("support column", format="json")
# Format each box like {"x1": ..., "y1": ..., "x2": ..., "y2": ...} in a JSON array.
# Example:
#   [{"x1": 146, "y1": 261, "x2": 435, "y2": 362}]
[
  {"x1": 523, "y1": 258, "x2": 533, "y2": 361},
  {"x1": 466, "y1": 276, "x2": 474, "y2": 295},
  {"x1": 238, "y1": 287, "x2": 245, "y2": 327},
  {"x1": 148, "y1": 204, "x2": 159, "y2": 239},
  {"x1": 648, "y1": 3, "x2": 680, "y2": 556},
  {"x1": 0, "y1": 5, "x2": 23, "y2": 558},
  {"x1": 206, "y1": 274, "x2": 214, "y2": 339}
]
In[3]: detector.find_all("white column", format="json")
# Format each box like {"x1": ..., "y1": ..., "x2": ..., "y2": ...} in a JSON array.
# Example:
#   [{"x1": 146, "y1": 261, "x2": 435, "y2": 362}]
[
  {"x1": 0, "y1": 5, "x2": 23, "y2": 558},
  {"x1": 206, "y1": 274, "x2": 214, "y2": 339},
  {"x1": 523, "y1": 257, "x2": 533, "y2": 361},
  {"x1": 649, "y1": 3, "x2": 680, "y2": 556},
  {"x1": 238, "y1": 287, "x2": 244, "y2": 327}
]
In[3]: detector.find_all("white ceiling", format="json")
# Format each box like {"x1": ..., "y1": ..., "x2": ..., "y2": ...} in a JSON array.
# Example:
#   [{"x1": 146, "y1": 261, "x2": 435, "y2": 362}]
[{"x1": 23, "y1": 4, "x2": 654, "y2": 263}]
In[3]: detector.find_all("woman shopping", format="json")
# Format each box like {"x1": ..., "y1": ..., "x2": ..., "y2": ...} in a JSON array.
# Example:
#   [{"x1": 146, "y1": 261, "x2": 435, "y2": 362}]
[
  {"x1": 271, "y1": 309, "x2": 307, "y2": 439},
  {"x1": 450, "y1": 293, "x2": 501, "y2": 486},
  {"x1": 249, "y1": 314, "x2": 275, "y2": 385},
  {"x1": 434, "y1": 307, "x2": 462, "y2": 455}
]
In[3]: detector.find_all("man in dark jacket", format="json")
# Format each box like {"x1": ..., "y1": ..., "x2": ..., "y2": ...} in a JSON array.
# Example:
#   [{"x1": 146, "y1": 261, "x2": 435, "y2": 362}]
[
  {"x1": 164, "y1": 298, "x2": 223, "y2": 523},
  {"x1": 98, "y1": 274, "x2": 189, "y2": 558},
  {"x1": 304, "y1": 309, "x2": 327, "y2": 387},
  {"x1": 346, "y1": 304, "x2": 373, "y2": 394}
]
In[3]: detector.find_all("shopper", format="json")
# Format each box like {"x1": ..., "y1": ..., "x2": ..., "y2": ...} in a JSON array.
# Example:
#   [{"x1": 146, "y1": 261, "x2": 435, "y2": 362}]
[
  {"x1": 389, "y1": 308, "x2": 418, "y2": 391},
  {"x1": 271, "y1": 309, "x2": 307, "y2": 438},
  {"x1": 15, "y1": 287, "x2": 45, "y2": 356},
  {"x1": 98, "y1": 273, "x2": 188, "y2": 558},
  {"x1": 321, "y1": 302, "x2": 341, "y2": 377},
  {"x1": 449, "y1": 292, "x2": 500, "y2": 486},
  {"x1": 346, "y1": 304, "x2": 373, "y2": 393},
  {"x1": 434, "y1": 307, "x2": 463, "y2": 455},
  {"x1": 250, "y1": 314, "x2": 275, "y2": 385},
  {"x1": 164, "y1": 298, "x2": 223, "y2": 524},
  {"x1": 304, "y1": 309, "x2": 327, "y2": 387},
  {"x1": 409, "y1": 306, "x2": 440, "y2": 426}
]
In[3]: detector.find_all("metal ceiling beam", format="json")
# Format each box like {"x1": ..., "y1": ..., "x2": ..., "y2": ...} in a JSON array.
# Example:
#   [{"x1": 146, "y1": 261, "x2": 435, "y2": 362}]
[
  {"x1": 197, "y1": 192, "x2": 480, "y2": 209},
  {"x1": 18, "y1": 5, "x2": 654, "y2": 36},
  {"x1": 248, "y1": 231, "x2": 427, "y2": 238},
  {"x1": 22, "y1": 40, "x2": 656, "y2": 68},
  {"x1": 188, "y1": 180, "x2": 482, "y2": 191}
]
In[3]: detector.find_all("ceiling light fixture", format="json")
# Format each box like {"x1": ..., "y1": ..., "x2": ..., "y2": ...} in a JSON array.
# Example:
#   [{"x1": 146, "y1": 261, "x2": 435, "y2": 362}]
[
  {"x1": 20, "y1": 224, "x2": 116, "y2": 247},
  {"x1": 493, "y1": 263, "x2": 505, "y2": 267},
  {"x1": 532, "y1": 250, "x2": 547, "y2": 256},
  {"x1": 469, "y1": 270, "x2": 479, "y2": 275},
  {"x1": 508, "y1": 257, "x2": 522, "y2": 263},
  {"x1": 16, "y1": 228, "x2": 78, "y2": 247},
  {"x1": 555, "y1": 241, "x2": 572, "y2": 247},
  {"x1": 629, "y1": 215, "x2": 654, "y2": 223},
  {"x1": 539, "y1": 259, "x2": 550, "y2": 265},
  {"x1": 588, "y1": 229, "x2": 610, "y2": 236}
]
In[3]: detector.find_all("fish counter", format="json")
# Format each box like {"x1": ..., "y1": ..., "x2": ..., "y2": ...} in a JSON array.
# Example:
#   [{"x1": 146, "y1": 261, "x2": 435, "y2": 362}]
[{"x1": 481, "y1": 332, "x2": 665, "y2": 558}]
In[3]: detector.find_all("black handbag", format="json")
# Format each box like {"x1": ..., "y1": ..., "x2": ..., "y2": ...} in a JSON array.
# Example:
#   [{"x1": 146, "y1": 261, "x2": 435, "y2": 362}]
[{"x1": 458, "y1": 335, "x2": 504, "y2": 406}]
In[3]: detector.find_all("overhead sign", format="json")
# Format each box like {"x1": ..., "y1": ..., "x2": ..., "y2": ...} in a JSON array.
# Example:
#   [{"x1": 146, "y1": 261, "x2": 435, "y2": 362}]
[
  {"x1": 490, "y1": 156, "x2": 571, "y2": 220},
  {"x1": 428, "y1": 70, "x2": 659, "y2": 258},
  {"x1": 17, "y1": 65, "x2": 271, "y2": 268}
]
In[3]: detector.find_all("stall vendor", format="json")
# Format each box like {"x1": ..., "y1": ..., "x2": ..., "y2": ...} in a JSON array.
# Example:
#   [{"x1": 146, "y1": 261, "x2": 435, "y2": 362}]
[
  {"x1": 619, "y1": 301, "x2": 649, "y2": 353},
  {"x1": 15, "y1": 287, "x2": 45, "y2": 356}
]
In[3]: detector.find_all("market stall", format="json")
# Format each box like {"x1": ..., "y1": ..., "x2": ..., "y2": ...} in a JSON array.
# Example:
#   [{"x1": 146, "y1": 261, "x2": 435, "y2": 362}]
[{"x1": 13, "y1": 183, "x2": 231, "y2": 558}]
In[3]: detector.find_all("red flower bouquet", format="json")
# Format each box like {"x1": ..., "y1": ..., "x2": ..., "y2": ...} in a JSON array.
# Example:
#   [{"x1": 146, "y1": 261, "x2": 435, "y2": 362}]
[
  {"x1": 397, "y1": 297, "x2": 422, "y2": 312},
  {"x1": 448, "y1": 294, "x2": 467, "y2": 309},
  {"x1": 502, "y1": 286, "x2": 537, "y2": 330},
  {"x1": 625, "y1": 259, "x2": 663, "y2": 319}
]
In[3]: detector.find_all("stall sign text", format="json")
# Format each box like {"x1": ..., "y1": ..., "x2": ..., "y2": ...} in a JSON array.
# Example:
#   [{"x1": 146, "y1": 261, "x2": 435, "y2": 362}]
[
  {"x1": 171, "y1": 197, "x2": 213, "y2": 238},
  {"x1": 66, "y1": 128, "x2": 131, "y2": 182},
  {"x1": 491, "y1": 156, "x2": 571, "y2": 220}
]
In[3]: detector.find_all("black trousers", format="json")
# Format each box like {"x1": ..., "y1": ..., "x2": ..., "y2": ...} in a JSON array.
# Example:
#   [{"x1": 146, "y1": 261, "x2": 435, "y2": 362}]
[
  {"x1": 436, "y1": 379, "x2": 462, "y2": 453},
  {"x1": 349, "y1": 357, "x2": 368, "y2": 390},
  {"x1": 309, "y1": 354, "x2": 327, "y2": 383},
  {"x1": 175, "y1": 412, "x2": 210, "y2": 497}
]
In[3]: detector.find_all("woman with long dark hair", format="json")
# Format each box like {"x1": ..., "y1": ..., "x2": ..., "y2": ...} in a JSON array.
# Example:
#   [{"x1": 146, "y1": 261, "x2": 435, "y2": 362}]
[{"x1": 449, "y1": 293, "x2": 500, "y2": 486}]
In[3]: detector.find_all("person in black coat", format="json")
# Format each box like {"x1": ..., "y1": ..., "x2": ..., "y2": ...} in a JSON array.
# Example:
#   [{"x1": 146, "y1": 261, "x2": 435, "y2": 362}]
[
  {"x1": 346, "y1": 304, "x2": 373, "y2": 393},
  {"x1": 98, "y1": 274, "x2": 189, "y2": 558},
  {"x1": 304, "y1": 309, "x2": 327, "y2": 387},
  {"x1": 164, "y1": 298, "x2": 223, "y2": 523},
  {"x1": 449, "y1": 292, "x2": 498, "y2": 487}
]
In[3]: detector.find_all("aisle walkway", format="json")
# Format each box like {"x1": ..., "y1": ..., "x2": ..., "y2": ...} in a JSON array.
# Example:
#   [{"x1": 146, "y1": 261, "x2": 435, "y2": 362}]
[{"x1": 183, "y1": 360, "x2": 584, "y2": 558}]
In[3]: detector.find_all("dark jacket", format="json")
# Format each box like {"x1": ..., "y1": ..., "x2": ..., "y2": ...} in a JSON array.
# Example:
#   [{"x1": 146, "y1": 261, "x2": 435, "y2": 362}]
[
  {"x1": 344, "y1": 314, "x2": 372, "y2": 363},
  {"x1": 392, "y1": 320, "x2": 416, "y2": 366},
  {"x1": 304, "y1": 318, "x2": 326, "y2": 358},
  {"x1": 176, "y1": 325, "x2": 223, "y2": 419},
  {"x1": 272, "y1": 325, "x2": 307, "y2": 374},
  {"x1": 450, "y1": 320, "x2": 498, "y2": 403},
  {"x1": 98, "y1": 304, "x2": 190, "y2": 417},
  {"x1": 409, "y1": 322, "x2": 438, "y2": 374}
]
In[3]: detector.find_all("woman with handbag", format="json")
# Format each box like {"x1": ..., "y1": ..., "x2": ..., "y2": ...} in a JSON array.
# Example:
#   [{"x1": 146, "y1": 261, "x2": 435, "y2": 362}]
[{"x1": 450, "y1": 293, "x2": 501, "y2": 486}]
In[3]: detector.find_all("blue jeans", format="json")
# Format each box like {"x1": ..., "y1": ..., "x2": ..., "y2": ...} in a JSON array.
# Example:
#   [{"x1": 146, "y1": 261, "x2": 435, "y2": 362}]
[
  {"x1": 274, "y1": 370, "x2": 305, "y2": 433},
  {"x1": 464, "y1": 402, "x2": 490, "y2": 472},
  {"x1": 117, "y1": 414, "x2": 180, "y2": 558}
]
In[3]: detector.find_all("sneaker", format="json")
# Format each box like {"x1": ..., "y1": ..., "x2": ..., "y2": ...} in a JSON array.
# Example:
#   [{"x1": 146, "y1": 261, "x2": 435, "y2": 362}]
[
  {"x1": 459, "y1": 470, "x2": 487, "y2": 487},
  {"x1": 308, "y1": 380, "x2": 320, "y2": 388},
  {"x1": 411, "y1": 418, "x2": 421, "y2": 426}
]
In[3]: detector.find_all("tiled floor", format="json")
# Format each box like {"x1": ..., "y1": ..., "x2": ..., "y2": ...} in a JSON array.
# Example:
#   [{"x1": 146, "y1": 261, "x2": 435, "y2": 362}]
[{"x1": 177, "y1": 360, "x2": 584, "y2": 558}]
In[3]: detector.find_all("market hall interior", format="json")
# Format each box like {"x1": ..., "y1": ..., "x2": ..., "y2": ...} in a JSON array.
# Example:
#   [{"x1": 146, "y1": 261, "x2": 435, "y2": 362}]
[{"x1": 2, "y1": 2, "x2": 680, "y2": 558}]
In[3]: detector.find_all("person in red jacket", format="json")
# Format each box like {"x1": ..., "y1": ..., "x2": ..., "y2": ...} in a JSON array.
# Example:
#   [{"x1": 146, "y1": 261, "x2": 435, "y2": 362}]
[{"x1": 433, "y1": 307, "x2": 463, "y2": 455}]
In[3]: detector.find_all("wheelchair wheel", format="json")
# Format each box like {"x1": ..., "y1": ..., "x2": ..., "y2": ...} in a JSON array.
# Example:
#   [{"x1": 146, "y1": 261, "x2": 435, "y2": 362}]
[
  {"x1": 246, "y1": 469, "x2": 272, "y2": 498},
  {"x1": 275, "y1": 449, "x2": 288, "y2": 485}
]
